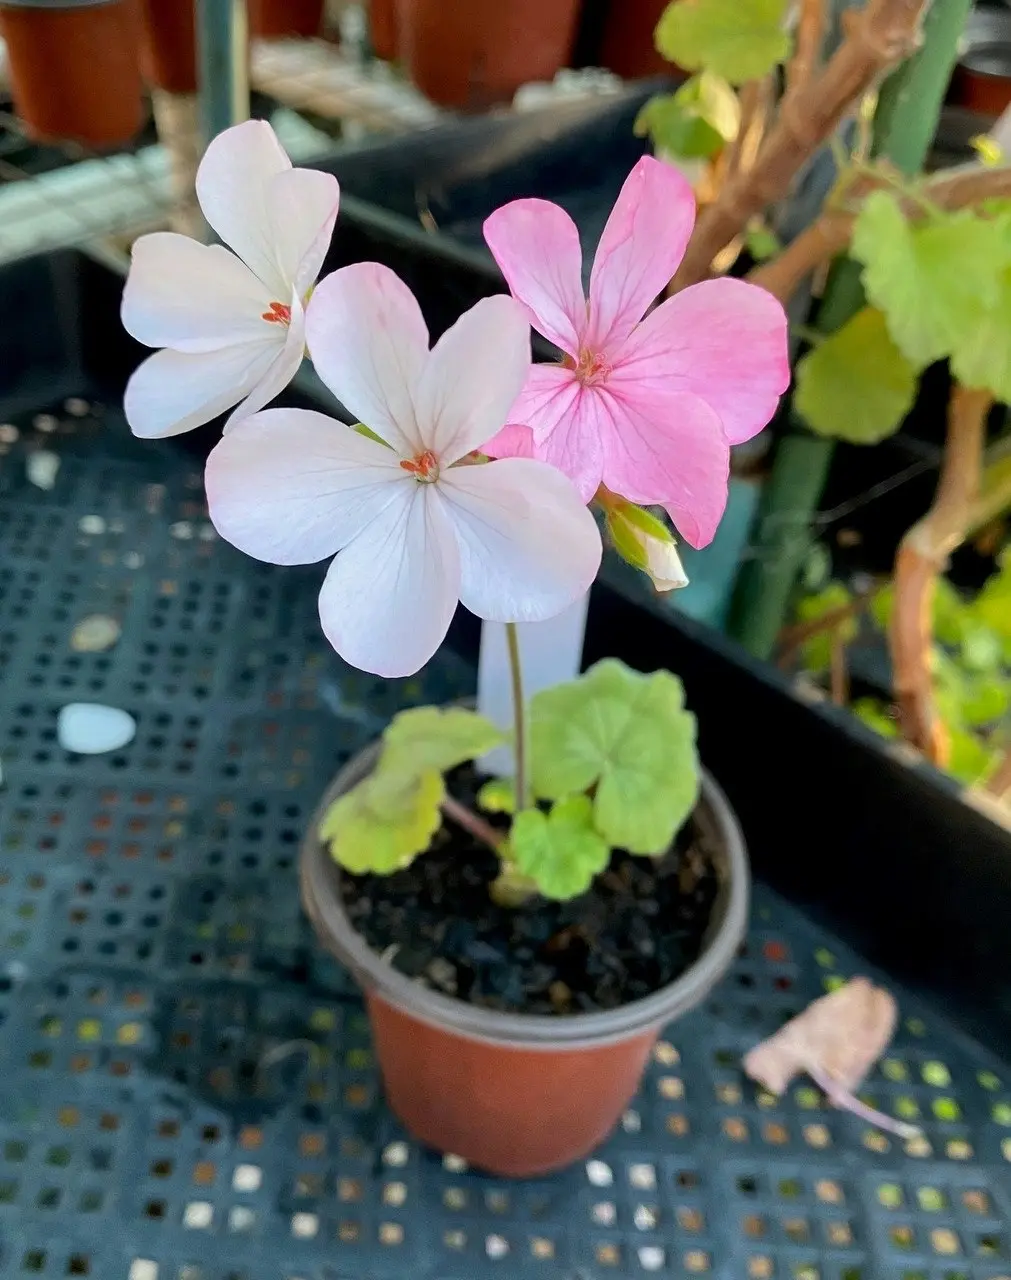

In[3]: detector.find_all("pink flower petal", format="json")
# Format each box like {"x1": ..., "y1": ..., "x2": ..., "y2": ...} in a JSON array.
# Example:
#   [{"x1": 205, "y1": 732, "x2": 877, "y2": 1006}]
[
  {"x1": 611, "y1": 277, "x2": 790, "y2": 445},
  {"x1": 196, "y1": 119, "x2": 292, "y2": 298},
  {"x1": 507, "y1": 363, "x2": 582, "y2": 445},
  {"x1": 205, "y1": 407, "x2": 405, "y2": 565},
  {"x1": 224, "y1": 289, "x2": 307, "y2": 430},
  {"x1": 124, "y1": 341, "x2": 279, "y2": 439},
  {"x1": 121, "y1": 232, "x2": 272, "y2": 353},
  {"x1": 482, "y1": 422, "x2": 536, "y2": 459},
  {"x1": 587, "y1": 157, "x2": 696, "y2": 352},
  {"x1": 318, "y1": 486, "x2": 461, "y2": 678},
  {"x1": 440, "y1": 458, "x2": 601, "y2": 622},
  {"x1": 595, "y1": 386, "x2": 729, "y2": 549},
  {"x1": 415, "y1": 296, "x2": 530, "y2": 464},
  {"x1": 306, "y1": 263, "x2": 428, "y2": 457},
  {"x1": 483, "y1": 199, "x2": 587, "y2": 357},
  {"x1": 266, "y1": 166, "x2": 340, "y2": 298}
]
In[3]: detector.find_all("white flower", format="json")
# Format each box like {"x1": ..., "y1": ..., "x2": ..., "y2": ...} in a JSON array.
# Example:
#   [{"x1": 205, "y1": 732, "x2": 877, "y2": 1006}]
[
  {"x1": 640, "y1": 530, "x2": 689, "y2": 592},
  {"x1": 205, "y1": 263, "x2": 603, "y2": 677},
  {"x1": 121, "y1": 119, "x2": 339, "y2": 439}
]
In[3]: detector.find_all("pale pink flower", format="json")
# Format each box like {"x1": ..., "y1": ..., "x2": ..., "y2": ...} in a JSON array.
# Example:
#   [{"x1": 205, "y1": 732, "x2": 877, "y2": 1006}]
[
  {"x1": 121, "y1": 120, "x2": 339, "y2": 439},
  {"x1": 205, "y1": 264, "x2": 602, "y2": 678},
  {"x1": 483, "y1": 156, "x2": 790, "y2": 547}
]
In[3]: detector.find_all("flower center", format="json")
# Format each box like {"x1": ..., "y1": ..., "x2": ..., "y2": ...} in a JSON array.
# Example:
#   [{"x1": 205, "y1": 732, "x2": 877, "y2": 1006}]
[
  {"x1": 261, "y1": 301, "x2": 292, "y2": 326},
  {"x1": 565, "y1": 346, "x2": 610, "y2": 388},
  {"x1": 400, "y1": 449, "x2": 440, "y2": 483}
]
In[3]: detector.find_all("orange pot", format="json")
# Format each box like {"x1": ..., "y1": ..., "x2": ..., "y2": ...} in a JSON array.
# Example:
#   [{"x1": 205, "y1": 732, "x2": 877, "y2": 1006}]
[
  {"x1": 0, "y1": 0, "x2": 145, "y2": 148},
  {"x1": 599, "y1": 0, "x2": 674, "y2": 79},
  {"x1": 137, "y1": 0, "x2": 197, "y2": 93},
  {"x1": 370, "y1": 0, "x2": 397, "y2": 61},
  {"x1": 397, "y1": 0, "x2": 583, "y2": 111},
  {"x1": 248, "y1": 0, "x2": 323, "y2": 38},
  {"x1": 301, "y1": 746, "x2": 749, "y2": 1177}
]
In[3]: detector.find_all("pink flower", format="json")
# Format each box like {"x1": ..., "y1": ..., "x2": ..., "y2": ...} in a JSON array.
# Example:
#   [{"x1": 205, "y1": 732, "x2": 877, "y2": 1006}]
[
  {"x1": 482, "y1": 156, "x2": 790, "y2": 547},
  {"x1": 205, "y1": 264, "x2": 602, "y2": 678}
]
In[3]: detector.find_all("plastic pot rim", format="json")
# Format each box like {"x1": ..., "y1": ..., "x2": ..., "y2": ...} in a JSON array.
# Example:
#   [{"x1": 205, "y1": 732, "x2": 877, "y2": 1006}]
[
  {"x1": 300, "y1": 740, "x2": 750, "y2": 1051},
  {"x1": 0, "y1": 0, "x2": 120, "y2": 8}
]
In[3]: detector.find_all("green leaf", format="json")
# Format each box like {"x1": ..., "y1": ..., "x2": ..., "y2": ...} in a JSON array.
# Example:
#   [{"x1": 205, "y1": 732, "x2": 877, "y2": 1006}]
[
  {"x1": 655, "y1": 0, "x2": 791, "y2": 84},
  {"x1": 794, "y1": 307, "x2": 918, "y2": 444},
  {"x1": 933, "y1": 577, "x2": 968, "y2": 647},
  {"x1": 530, "y1": 659, "x2": 699, "y2": 855},
  {"x1": 961, "y1": 674, "x2": 1010, "y2": 727},
  {"x1": 950, "y1": 269, "x2": 1011, "y2": 402},
  {"x1": 794, "y1": 583, "x2": 857, "y2": 674},
  {"x1": 510, "y1": 796, "x2": 610, "y2": 901},
  {"x1": 745, "y1": 220, "x2": 783, "y2": 263},
  {"x1": 947, "y1": 725, "x2": 999, "y2": 786},
  {"x1": 319, "y1": 767, "x2": 444, "y2": 874},
  {"x1": 380, "y1": 705, "x2": 504, "y2": 777},
  {"x1": 971, "y1": 549, "x2": 1011, "y2": 648},
  {"x1": 960, "y1": 623, "x2": 1003, "y2": 674},
  {"x1": 353, "y1": 423, "x2": 391, "y2": 447},
  {"x1": 477, "y1": 777, "x2": 516, "y2": 815},
  {"x1": 853, "y1": 698, "x2": 899, "y2": 740},
  {"x1": 852, "y1": 192, "x2": 1005, "y2": 369},
  {"x1": 869, "y1": 584, "x2": 894, "y2": 632},
  {"x1": 634, "y1": 72, "x2": 740, "y2": 159}
]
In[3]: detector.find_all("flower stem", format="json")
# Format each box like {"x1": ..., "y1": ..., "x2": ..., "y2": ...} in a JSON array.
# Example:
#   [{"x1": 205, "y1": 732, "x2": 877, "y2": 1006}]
[
  {"x1": 505, "y1": 621, "x2": 530, "y2": 812},
  {"x1": 441, "y1": 794, "x2": 503, "y2": 853}
]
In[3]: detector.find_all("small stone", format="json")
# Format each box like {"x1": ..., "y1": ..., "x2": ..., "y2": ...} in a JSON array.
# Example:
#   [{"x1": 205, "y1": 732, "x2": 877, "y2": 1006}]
[
  {"x1": 549, "y1": 981, "x2": 572, "y2": 1011},
  {"x1": 57, "y1": 703, "x2": 136, "y2": 755},
  {"x1": 33, "y1": 414, "x2": 58, "y2": 433},
  {"x1": 0, "y1": 424, "x2": 19, "y2": 443},
  {"x1": 70, "y1": 615, "x2": 121, "y2": 653},
  {"x1": 425, "y1": 957, "x2": 457, "y2": 994},
  {"x1": 26, "y1": 450, "x2": 59, "y2": 490},
  {"x1": 64, "y1": 398, "x2": 90, "y2": 417},
  {"x1": 78, "y1": 514, "x2": 106, "y2": 535}
]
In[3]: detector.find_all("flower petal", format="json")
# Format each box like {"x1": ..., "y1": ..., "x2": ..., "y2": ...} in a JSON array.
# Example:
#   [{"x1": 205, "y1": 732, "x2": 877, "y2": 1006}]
[
  {"x1": 195, "y1": 119, "x2": 291, "y2": 297},
  {"x1": 414, "y1": 295, "x2": 531, "y2": 464},
  {"x1": 609, "y1": 277, "x2": 790, "y2": 445},
  {"x1": 587, "y1": 157, "x2": 696, "y2": 351},
  {"x1": 224, "y1": 288, "x2": 306, "y2": 430},
  {"x1": 319, "y1": 486, "x2": 461, "y2": 678},
  {"x1": 121, "y1": 232, "x2": 272, "y2": 353},
  {"x1": 266, "y1": 166, "x2": 340, "y2": 298},
  {"x1": 595, "y1": 386, "x2": 729, "y2": 549},
  {"x1": 440, "y1": 457, "x2": 601, "y2": 622},
  {"x1": 123, "y1": 341, "x2": 278, "y2": 439},
  {"x1": 483, "y1": 199, "x2": 586, "y2": 357},
  {"x1": 507, "y1": 363, "x2": 583, "y2": 445},
  {"x1": 482, "y1": 422, "x2": 536, "y2": 459},
  {"x1": 306, "y1": 263, "x2": 428, "y2": 456},
  {"x1": 206, "y1": 406, "x2": 406, "y2": 565}
]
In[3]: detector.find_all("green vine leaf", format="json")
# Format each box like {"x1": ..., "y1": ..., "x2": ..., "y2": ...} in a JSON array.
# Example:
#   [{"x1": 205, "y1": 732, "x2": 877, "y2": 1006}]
[
  {"x1": 634, "y1": 72, "x2": 740, "y2": 160},
  {"x1": 655, "y1": 0, "x2": 791, "y2": 85},
  {"x1": 852, "y1": 192, "x2": 1005, "y2": 369},
  {"x1": 794, "y1": 308, "x2": 918, "y2": 444},
  {"x1": 319, "y1": 767, "x2": 444, "y2": 874},
  {"x1": 380, "y1": 705, "x2": 504, "y2": 776},
  {"x1": 530, "y1": 659, "x2": 699, "y2": 855},
  {"x1": 795, "y1": 583, "x2": 857, "y2": 674},
  {"x1": 973, "y1": 549, "x2": 1011, "y2": 650},
  {"x1": 510, "y1": 796, "x2": 610, "y2": 901}
]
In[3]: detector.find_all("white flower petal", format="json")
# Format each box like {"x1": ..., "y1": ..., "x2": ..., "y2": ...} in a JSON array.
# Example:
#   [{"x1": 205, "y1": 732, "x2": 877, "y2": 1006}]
[
  {"x1": 122, "y1": 232, "x2": 272, "y2": 353},
  {"x1": 266, "y1": 167, "x2": 340, "y2": 298},
  {"x1": 224, "y1": 289, "x2": 306, "y2": 430},
  {"x1": 195, "y1": 119, "x2": 291, "y2": 297},
  {"x1": 414, "y1": 295, "x2": 531, "y2": 465},
  {"x1": 205, "y1": 407, "x2": 406, "y2": 565},
  {"x1": 305, "y1": 263, "x2": 428, "y2": 456},
  {"x1": 318, "y1": 485, "x2": 461, "y2": 677},
  {"x1": 124, "y1": 342, "x2": 278, "y2": 439},
  {"x1": 440, "y1": 457, "x2": 601, "y2": 622}
]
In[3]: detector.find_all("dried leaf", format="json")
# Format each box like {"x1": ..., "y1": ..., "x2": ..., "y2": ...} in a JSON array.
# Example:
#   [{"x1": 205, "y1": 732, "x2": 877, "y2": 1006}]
[{"x1": 743, "y1": 978, "x2": 918, "y2": 1137}]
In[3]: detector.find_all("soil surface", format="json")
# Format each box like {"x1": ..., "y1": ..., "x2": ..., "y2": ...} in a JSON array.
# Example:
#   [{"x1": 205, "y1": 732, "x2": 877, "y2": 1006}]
[{"x1": 339, "y1": 765, "x2": 720, "y2": 1015}]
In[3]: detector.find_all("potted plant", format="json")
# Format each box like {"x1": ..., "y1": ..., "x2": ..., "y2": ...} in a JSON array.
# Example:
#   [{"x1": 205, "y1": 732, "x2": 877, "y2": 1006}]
[
  {"x1": 118, "y1": 117, "x2": 789, "y2": 1173},
  {"x1": 137, "y1": 0, "x2": 198, "y2": 95},
  {"x1": 248, "y1": 0, "x2": 324, "y2": 39}
]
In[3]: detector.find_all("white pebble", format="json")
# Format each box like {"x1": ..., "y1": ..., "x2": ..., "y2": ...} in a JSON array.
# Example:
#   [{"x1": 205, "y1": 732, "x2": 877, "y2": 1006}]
[
  {"x1": 57, "y1": 703, "x2": 136, "y2": 755},
  {"x1": 78, "y1": 514, "x2": 106, "y2": 535},
  {"x1": 70, "y1": 615, "x2": 121, "y2": 653},
  {"x1": 26, "y1": 450, "x2": 60, "y2": 491}
]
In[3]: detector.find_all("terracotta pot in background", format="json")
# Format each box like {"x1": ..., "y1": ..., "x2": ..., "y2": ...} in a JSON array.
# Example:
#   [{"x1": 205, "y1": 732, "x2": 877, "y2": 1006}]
[
  {"x1": 369, "y1": 0, "x2": 397, "y2": 61},
  {"x1": 137, "y1": 0, "x2": 197, "y2": 93},
  {"x1": 599, "y1": 0, "x2": 674, "y2": 79},
  {"x1": 301, "y1": 748, "x2": 749, "y2": 1177},
  {"x1": 0, "y1": 0, "x2": 145, "y2": 148},
  {"x1": 397, "y1": 0, "x2": 583, "y2": 111},
  {"x1": 948, "y1": 6, "x2": 1011, "y2": 118},
  {"x1": 248, "y1": 0, "x2": 323, "y2": 38}
]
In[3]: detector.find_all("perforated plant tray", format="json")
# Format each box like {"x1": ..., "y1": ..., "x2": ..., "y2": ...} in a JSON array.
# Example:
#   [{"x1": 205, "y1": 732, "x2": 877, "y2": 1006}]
[{"x1": 2, "y1": 249, "x2": 1011, "y2": 1280}]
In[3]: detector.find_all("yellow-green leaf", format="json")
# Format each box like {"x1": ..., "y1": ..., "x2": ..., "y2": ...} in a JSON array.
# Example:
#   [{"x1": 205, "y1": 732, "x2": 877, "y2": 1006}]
[
  {"x1": 510, "y1": 795, "x2": 610, "y2": 901},
  {"x1": 634, "y1": 72, "x2": 740, "y2": 159},
  {"x1": 794, "y1": 307, "x2": 918, "y2": 444},
  {"x1": 794, "y1": 583, "x2": 857, "y2": 674},
  {"x1": 319, "y1": 767, "x2": 444, "y2": 875},
  {"x1": 380, "y1": 705, "x2": 504, "y2": 777},
  {"x1": 655, "y1": 0, "x2": 791, "y2": 84},
  {"x1": 477, "y1": 777, "x2": 516, "y2": 815}
]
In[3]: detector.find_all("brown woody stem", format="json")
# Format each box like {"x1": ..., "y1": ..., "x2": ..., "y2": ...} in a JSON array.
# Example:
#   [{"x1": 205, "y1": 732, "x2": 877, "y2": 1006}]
[
  {"x1": 441, "y1": 793, "x2": 503, "y2": 853},
  {"x1": 890, "y1": 384, "x2": 993, "y2": 764},
  {"x1": 788, "y1": 0, "x2": 827, "y2": 91},
  {"x1": 985, "y1": 747, "x2": 1011, "y2": 800}
]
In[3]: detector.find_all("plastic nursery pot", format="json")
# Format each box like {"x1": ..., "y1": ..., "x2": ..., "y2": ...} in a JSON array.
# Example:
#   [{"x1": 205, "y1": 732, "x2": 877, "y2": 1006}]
[
  {"x1": 949, "y1": 7, "x2": 1011, "y2": 117},
  {"x1": 301, "y1": 743, "x2": 749, "y2": 1177},
  {"x1": 598, "y1": 0, "x2": 674, "y2": 80},
  {"x1": 248, "y1": 0, "x2": 324, "y2": 39},
  {"x1": 396, "y1": 0, "x2": 583, "y2": 111},
  {"x1": 0, "y1": 0, "x2": 145, "y2": 148},
  {"x1": 136, "y1": 0, "x2": 197, "y2": 94},
  {"x1": 369, "y1": 0, "x2": 398, "y2": 62}
]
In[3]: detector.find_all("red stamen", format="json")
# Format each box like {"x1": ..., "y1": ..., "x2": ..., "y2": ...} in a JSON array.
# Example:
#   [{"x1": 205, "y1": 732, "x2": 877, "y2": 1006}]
[
  {"x1": 400, "y1": 449, "x2": 439, "y2": 479},
  {"x1": 261, "y1": 301, "x2": 292, "y2": 325}
]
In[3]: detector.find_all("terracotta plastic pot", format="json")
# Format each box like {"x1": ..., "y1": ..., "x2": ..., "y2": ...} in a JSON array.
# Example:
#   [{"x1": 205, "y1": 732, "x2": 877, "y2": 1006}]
[
  {"x1": 397, "y1": 0, "x2": 583, "y2": 111},
  {"x1": 949, "y1": 7, "x2": 1011, "y2": 118},
  {"x1": 137, "y1": 0, "x2": 197, "y2": 94},
  {"x1": 248, "y1": 0, "x2": 323, "y2": 38},
  {"x1": 301, "y1": 744, "x2": 749, "y2": 1177},
  {"x1": 599, "y1": 0, "x2": 673, "y2": 79},
  {"x1": 370, "y1": 0, "x2": 397, "y2": 61},
  {"x1": 0, "y1": 0, "x2": 145, "y2": 148}
]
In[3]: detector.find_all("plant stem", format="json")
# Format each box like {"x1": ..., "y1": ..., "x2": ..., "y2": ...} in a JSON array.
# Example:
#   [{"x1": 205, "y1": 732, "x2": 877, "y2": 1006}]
[
  {"x1": 440, "y1": 794, "x2": 503, "y2": 853},
  {"x1": 505, "y1": 621, "x2": 530, "y2": 812}
]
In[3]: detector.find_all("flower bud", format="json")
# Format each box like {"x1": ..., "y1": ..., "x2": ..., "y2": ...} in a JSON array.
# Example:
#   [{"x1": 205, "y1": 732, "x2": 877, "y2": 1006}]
[{"x1": 603, "y1": 494, "x2": 688, "y2": 592}]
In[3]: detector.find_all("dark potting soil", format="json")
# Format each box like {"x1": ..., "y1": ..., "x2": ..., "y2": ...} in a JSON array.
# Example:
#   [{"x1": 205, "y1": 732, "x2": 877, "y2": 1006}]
[{"x1": 338, "y1": 766, "x2": 720, "y2": 1015}]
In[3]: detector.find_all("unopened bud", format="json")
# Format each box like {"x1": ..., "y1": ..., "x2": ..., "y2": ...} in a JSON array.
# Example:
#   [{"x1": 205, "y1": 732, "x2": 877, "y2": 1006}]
[{"x1": 603, "y1": 496, "x2": 688, "y2": 592}]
